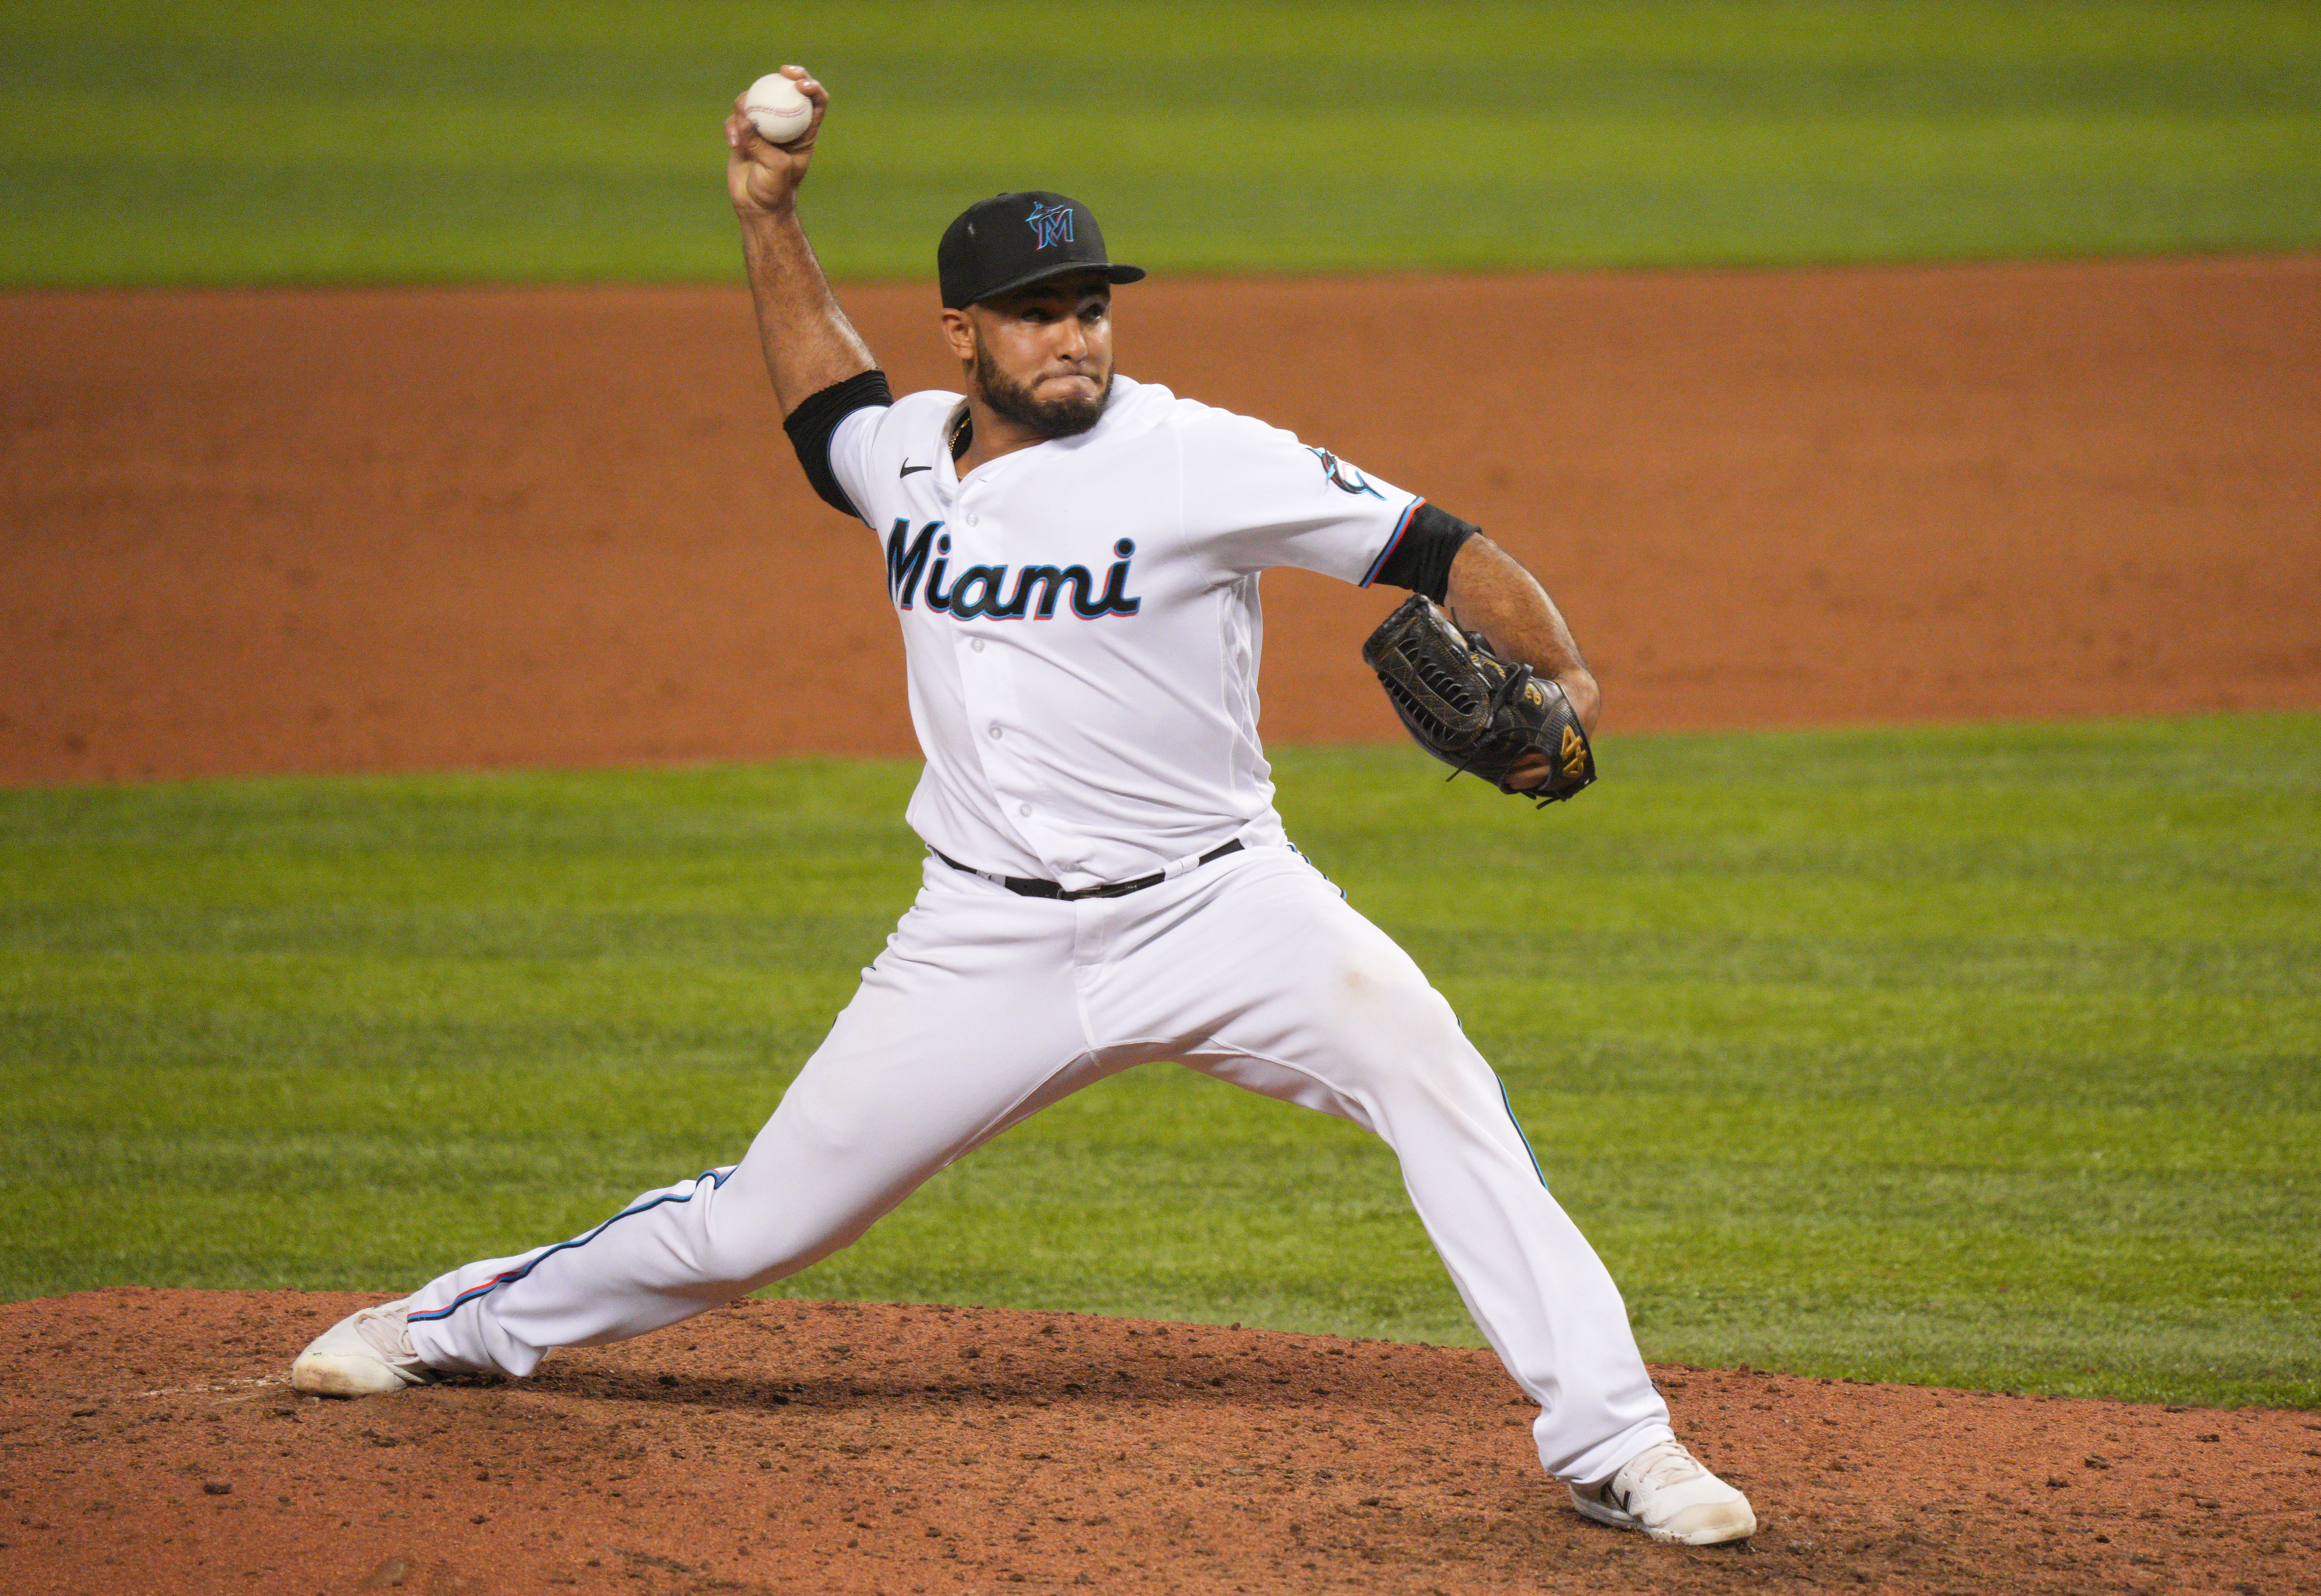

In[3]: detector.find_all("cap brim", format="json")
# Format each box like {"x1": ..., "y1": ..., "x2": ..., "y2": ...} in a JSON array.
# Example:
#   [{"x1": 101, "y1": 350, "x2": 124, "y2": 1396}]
[{"x1": 968, "y1": 260, "x2": 1145, "y2": 305}]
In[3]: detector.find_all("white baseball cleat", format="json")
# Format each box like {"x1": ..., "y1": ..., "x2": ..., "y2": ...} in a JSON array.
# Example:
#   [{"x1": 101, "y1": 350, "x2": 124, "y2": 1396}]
[
  {"x1": 1569, "y1": 1437, "x2": 1758, "y2": 1546},
  {"x1": 290, "y1": 1298, "x2": 442, "y2": 1397}
]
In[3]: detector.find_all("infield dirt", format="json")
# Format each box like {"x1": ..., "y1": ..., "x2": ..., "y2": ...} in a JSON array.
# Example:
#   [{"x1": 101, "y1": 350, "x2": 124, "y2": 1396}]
[
  {"x1": 7, "y1": 1290, "x2": 2317, "y2": 1596},
  {"x1": 3, "y1": 255, "x2": 2317, "y2": 784}
]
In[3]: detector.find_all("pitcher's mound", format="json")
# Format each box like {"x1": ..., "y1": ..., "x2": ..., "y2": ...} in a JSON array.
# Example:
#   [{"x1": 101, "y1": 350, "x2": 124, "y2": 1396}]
[{"x1": 2, "y1": 1289, "x2": 2310, "y2": 1594}]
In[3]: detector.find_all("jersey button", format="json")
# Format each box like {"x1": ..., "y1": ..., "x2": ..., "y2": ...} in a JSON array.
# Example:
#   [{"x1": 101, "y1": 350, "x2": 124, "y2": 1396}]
[
  {"x1": 971, "y1": 638, "x2": 985, "y2": 652},
  {"x1": 1018, "y1": 804, "x2": 1032, "y2": 817},
  {"x1": 988, "y1": 725, "x2": 1003, "y2": 740}
]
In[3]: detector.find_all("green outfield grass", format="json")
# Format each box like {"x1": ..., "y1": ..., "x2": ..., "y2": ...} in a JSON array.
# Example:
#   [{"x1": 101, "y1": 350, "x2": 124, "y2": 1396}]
[
  {"x1": 2, "y1": 716, "x2": 2316, "y2": 1409},
  {"x1": 3, "y1": 1, "x2": 2317, "y2": 286}
]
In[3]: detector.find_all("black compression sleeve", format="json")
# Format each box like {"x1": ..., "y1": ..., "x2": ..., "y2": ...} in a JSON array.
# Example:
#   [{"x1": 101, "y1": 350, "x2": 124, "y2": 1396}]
[
  {"x1": 1373, "y1": 502, "x2": 1480, "y2": 601},
  {"x1": 782, "y1": 369, "x2": 895, "y2": 519}
]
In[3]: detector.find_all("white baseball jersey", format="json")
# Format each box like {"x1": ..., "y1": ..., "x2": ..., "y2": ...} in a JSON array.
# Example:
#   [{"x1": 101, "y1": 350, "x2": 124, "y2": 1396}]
[{"x1": 825, "y1": 375, "x2": 1421, "y2": 890}]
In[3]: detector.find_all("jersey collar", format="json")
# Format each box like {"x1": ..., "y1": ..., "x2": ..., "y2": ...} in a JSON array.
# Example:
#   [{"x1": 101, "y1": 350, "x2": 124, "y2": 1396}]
[{"x1": 943, "y1": 375, "x2": 1147, "y2": 496}]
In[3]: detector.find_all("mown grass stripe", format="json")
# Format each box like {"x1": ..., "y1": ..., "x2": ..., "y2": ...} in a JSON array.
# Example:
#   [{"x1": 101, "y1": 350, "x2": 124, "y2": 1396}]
[
  {"x1": 0, "y1": 714, "x2": 2314, "y2": 1407},
  {"x1": 4, "y1": 1, "x2": 2318, "y2": 285}
]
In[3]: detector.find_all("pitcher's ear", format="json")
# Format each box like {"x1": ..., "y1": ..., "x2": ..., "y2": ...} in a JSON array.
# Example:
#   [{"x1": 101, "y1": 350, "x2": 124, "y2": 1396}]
[{"x1": 938, "y1": 306, "x2": 978, "y2": 360}]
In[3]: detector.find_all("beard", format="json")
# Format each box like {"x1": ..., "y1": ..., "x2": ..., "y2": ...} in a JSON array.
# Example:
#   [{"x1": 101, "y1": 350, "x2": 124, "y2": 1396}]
[{"x1": 972, "y1": 339, "x2": 1110, "y2": 438}]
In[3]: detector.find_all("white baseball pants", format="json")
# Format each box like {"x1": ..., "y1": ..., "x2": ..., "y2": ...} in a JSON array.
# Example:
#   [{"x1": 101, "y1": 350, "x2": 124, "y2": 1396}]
[{"x1": 403, "y1": 844, "x2": 1672, "y2": 1484}]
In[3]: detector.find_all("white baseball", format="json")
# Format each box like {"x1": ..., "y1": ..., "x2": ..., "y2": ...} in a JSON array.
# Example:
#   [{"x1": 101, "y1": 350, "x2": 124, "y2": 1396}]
[{"x1": 743, "y1": 73, "x2": 813, "y2": 145}]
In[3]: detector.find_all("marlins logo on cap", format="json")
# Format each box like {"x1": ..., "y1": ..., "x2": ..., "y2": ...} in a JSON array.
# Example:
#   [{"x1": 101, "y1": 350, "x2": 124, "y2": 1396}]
[
  {"x1": 1025, "y1": 200, "x2": 1076, "y2": 250},
  {"x1": 937, "y1": 191, "x2": 1145, "y2": 309}
]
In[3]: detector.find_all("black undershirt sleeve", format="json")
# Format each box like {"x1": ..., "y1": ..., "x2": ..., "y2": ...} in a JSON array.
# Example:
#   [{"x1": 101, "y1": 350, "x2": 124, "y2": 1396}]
[
  {"x1": 1373, "y1": 502, "x2": 1480, "y2": 602},
  {"x1": 782, "y1": 368, "x2": 895, "y2": 520}
]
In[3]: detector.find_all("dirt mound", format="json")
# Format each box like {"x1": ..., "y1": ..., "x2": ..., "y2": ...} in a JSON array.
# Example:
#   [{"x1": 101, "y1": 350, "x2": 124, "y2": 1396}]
[
  {"x1": 3, "y1": 1289, "x2": 2312, "y2": 1594},
  {"x1": 5, "y1": 255, "x2": 2318, "y2": 786}
]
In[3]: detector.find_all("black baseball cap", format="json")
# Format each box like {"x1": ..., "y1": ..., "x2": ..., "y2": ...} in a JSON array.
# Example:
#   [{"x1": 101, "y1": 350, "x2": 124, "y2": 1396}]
[{"x1": 938, "y1": 191, "x2": 1145, "y2": 309}]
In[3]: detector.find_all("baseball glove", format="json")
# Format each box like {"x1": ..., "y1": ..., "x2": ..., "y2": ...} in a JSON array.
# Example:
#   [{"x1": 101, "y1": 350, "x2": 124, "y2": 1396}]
[{"x1": 1361, "y1": 593, "x2": 1597, "y2": 805}]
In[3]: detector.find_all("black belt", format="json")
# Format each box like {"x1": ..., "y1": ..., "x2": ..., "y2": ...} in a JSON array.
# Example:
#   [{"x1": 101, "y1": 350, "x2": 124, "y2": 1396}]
[{"x1": 932, "y1": 839, "x2": 1244, "y2": 901}]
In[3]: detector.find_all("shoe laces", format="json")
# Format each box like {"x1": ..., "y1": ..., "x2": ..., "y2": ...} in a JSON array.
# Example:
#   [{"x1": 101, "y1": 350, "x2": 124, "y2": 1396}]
[
  {"x1": 1623, "y1": 1439, "x2": 1710, "y2": 1492},
  {"x1": 353, "y1": 1305, "x2": 419, "y2": 1365}
]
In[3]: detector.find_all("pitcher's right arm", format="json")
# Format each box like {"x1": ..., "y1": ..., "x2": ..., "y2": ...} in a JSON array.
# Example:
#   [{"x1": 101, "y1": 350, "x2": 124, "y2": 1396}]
[{"x1": 726, "y1": 67, "x2": 876, "y2": 416}]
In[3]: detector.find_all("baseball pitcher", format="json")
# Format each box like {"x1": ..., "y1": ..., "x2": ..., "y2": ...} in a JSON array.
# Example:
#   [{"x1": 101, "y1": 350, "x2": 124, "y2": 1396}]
[{"x1": 292, "y1": 66, "x2": 1756, "y2": 1548}]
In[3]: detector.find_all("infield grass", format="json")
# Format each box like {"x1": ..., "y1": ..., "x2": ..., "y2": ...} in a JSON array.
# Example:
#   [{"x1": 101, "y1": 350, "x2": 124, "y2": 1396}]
[
  {"x1": 3, "y1": 1, "x2": 2319, "y2": 286},
  {"x1": 3, "y1": 716, "x2": 2316, "y2": 1408}
]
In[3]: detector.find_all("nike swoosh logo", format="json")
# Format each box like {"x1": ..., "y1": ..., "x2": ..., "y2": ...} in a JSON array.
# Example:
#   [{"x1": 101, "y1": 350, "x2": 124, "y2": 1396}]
[{"x1": 899, "y1": 462, "x2": 932, "y2": 477}]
